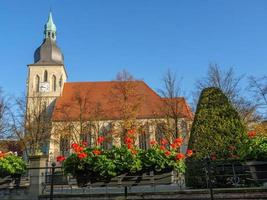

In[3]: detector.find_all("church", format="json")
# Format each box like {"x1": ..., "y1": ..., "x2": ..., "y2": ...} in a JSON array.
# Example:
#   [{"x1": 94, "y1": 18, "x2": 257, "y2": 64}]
[{"x1": 26, "y1": 12, "x2": 193, "y2": 162}]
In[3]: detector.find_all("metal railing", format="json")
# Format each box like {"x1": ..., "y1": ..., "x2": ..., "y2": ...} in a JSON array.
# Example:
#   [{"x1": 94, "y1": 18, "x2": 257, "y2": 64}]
[{"x1": 0, "y1": 159, "x2": 266, "y2": 200}]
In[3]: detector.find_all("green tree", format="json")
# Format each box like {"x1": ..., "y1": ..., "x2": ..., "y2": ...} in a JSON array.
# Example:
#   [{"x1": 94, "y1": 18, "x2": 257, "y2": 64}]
[{"x1": 188, "y1": 87, "x2": 246, "y2": 159}]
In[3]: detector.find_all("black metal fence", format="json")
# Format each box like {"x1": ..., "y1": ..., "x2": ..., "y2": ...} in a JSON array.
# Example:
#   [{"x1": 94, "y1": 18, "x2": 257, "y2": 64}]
[
  {"x1": 1, "y1": 159, "x2": 266, "y2": 200},
  {"x1": 186, "y1": 159, "x2": 267, "y2": 189}
]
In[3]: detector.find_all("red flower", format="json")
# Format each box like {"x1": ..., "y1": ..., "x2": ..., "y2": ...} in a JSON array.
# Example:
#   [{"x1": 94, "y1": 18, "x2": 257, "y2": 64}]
[
  {"x1": 97, "y1": 136, "x2": 105, "y2": 144},
  {"x1": 124, "y1": 137, "x2": 134, "y2": 144},
  {"x1": 71, "y1": 143, "x2": 84, "y2": 153},
  {"x1": 186, "y1": 149, "x2": 193, "y2": 157},
  {"x1": 0, "y1": 151, "x2": 5, "y2": 158},
  {"x1": 150, "y1": 140, "x2": 157, "y2": 146},
  {"x1": 127, "y1": 143, "x2": 133, "y2": 149},
  {"x1": 56, "y1": 155, "x2": 66, "y2": 163},
  {"x1": 77, "y1": 152, "x2": 87, "y2": 159},
  {"x1": 75, "y1": 146, "x2": 84, "y2": 153},
  {"x1": 160, "y1": 145, "x2": 166, "y2": 150},
  {"x1": 82, "y1": 141, "x2": 88, "y2": 147},
  {"x1": 131, "y1": 149, "x2": 137, "y2": 154},
  {"x1": 165, "y1": 151, "x2": 171, "y2": 156},
  {"x1": 248, "y1": 130, "x2": 256, "y2": 138},
  {"x1": 176, "y1": 153, "x2": 185, "y2": 160},
  {"x1": 127, "y1": 129, "x2": 135, "y2": 135},
  {"x1": 92, "y1": 149, "x2": 101, "y2": 156},
  {"x1": 170, "y1": 143, "x2": 177, "y2": 149},
  {"x1": 71, "y1": 143, "x2": 79, "y2": 149},
  {"x1": 173, "y1": 138, "x2": 183, "y2": 147},
  {"x1": 161, "y1": 138, "x2": 168, "y2": 146}
]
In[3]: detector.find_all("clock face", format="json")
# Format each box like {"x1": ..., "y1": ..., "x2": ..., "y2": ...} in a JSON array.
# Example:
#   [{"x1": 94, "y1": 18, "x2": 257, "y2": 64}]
[{"x1": 40, "y1": 82, "x2": 50, "y2": 92}]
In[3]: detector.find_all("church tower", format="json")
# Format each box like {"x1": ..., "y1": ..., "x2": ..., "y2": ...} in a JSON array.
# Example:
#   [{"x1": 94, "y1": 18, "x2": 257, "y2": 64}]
[
  {"x1": 27, "y1": 12, "x2": 67, "y2": 107},
  {"x1": 26, "y1": 12, "x2": 67, "y2": 155}
]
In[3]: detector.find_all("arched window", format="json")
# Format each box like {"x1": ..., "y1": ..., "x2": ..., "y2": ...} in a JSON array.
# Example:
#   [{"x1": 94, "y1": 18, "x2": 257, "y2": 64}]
[
  {"x1": 60, "y1": 136, "x2": 70, "y2": 157},
  {"x1": 44, "y1": 70, "x2": 48, "y2": 82},
  {"x1": 139, "y1": 124, "x2": 150, "y2": 150},
  {"x1": 80, "y1": 123, "x2": 93, "y2": 148},
  {"x1": 35, "y1": 75, "x2": 40, "y2": 92},
  {"x1": 155, "y1": 123, "x2": 166, "y2": 144},
  {"x1": 80, "y1": 133, "x2": 92, "y2": 148},
  {"x1": 59, "y1": 75, "x2": 63, "y2": 87},
  {"x1": 52, "y1": 75, "x2": 56, "y2": 91},
  {"x1": 181, "y1": 121, "x2": 188, "y2": 138},
  {"x1": 99, "y1": 123, "x2": 113, "y2": 150},
  {"x1": 180, "y1": 121, "x2": 189, "y2": 154}
]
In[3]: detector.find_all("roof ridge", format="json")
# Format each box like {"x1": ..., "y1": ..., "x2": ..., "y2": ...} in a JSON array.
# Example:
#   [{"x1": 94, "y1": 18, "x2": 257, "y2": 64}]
[
  {"x1": 139, "y1": 82, "x2": 162, "y2": 99},
  {"x1": 65, "y1": 80, "x2": 144, "y2": 84}
]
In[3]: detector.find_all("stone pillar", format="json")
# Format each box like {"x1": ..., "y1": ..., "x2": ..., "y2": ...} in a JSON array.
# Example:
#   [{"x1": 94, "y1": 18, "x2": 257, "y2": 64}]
[{"x1": 28, "y1": 155, "x2": 48, "y2": 200}]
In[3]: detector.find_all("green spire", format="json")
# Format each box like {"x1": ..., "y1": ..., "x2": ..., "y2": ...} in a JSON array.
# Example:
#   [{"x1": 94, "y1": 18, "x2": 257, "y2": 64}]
[{"x1": 44, "y1": 11, "x2": 57, "y2": 40}]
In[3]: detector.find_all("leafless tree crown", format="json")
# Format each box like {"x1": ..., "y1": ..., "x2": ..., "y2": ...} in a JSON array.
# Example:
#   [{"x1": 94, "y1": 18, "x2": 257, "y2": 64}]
[
  {"x1": 248, "y1": 76, "x2": 267, "y2": 118},
  {"x1": 194, "y1": 64, "x2": 258, "y2": 122}
]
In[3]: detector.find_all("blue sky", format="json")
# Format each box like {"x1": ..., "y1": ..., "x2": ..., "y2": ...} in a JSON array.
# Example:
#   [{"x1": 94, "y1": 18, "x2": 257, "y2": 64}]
[{"x1": 1, "y1": 0, "x2": 267, "y2": 104}]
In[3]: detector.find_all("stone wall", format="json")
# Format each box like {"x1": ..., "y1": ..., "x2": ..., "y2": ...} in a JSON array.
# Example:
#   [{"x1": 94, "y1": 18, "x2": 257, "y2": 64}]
[
  {"x1": 1, "y1": 184, "x2": 267, "y2": 200},
  {"x1": 0, "y1": 186, "x2": 29, "y2": 200},
  {"x1": 38, "y1": 187, "x2": 267, "y2": 200}
]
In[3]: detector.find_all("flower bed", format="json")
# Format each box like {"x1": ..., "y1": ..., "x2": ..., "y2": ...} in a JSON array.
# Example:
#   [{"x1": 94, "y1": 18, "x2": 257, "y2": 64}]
[
  {"x1": 0, "y1": 151, "x2": 26, "y2": 187},
  {"x1": 58, "y1": 130, "x2": 192, "y2": 187},
  {"x1": 239, "y1": 130, "x2": 267, "y2": 161},
  {"x1": 239, "y1": 128, "x2": 267, "y2": 184}
]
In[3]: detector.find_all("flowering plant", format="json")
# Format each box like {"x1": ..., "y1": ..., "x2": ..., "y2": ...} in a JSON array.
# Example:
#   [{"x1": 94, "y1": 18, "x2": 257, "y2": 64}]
[
  {"x1": 60, "y1": 130, "x2": 192, "y2": 184},
  {"x1": 0, "y1": 151, "x2": 26, "y2": 177},
  {"x1": 140, "y1": 138, "x2": 192, "y2": 173},
  {"x1": 238, "y1": 128, "x2": 267, "y2": 161}
]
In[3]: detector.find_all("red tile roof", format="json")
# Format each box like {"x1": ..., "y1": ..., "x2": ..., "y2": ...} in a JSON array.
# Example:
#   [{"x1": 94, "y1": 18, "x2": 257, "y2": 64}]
[
  {"x1": 52, "y1": 81, "x2": 193, "y2": 121},
  {"x1": 162, "y1": 97, "x2": 194, "y2": 120}
]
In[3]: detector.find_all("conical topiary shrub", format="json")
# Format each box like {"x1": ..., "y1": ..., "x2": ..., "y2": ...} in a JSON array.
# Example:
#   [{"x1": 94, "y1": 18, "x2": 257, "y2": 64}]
[
  {"x1": 186, "y1": 87, "x2": 247, "y2": 188},
  {"x1": 188, "y1": 87, "x2": 246, "y2": 160}
]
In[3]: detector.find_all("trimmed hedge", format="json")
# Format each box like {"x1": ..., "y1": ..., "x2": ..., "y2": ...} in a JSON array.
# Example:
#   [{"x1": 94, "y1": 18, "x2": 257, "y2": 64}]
[{"x1": 188, "y1": 87, "x2": 246, "y2": 159}]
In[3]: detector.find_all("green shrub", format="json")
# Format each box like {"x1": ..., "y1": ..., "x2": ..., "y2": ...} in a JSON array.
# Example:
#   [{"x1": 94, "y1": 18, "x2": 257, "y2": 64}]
[
  {"x1": 0, "y1": 152, "x2": 26, "y2": 177},
  {"x1": 188, "y1": 87, "x2": 246, "y2": 160},
  {"x1": 62, "y1": 137, "x2": 189, "y2": 183}
]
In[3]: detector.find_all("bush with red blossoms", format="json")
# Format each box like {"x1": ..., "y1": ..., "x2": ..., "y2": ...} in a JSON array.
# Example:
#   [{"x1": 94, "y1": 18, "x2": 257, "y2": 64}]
[
  {"x1": 61, "y1": 132, "x2": 192, "y2": 185},
  {"x1": 140, "y1": 138, "x2": 192, "y2": 173},
  {"x1": 56, "y1": 155, "x2": 66, "y2": 162},
  {"x1": 238, "y1": 129, "x2": 267, "y2": 161}
]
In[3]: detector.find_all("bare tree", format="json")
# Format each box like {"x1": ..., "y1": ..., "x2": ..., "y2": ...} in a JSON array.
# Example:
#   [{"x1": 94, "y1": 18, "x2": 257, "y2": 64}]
[
  {"x1": 110, "y1": 70, "x2": 144, "y2": 142},
  {"x1": 9, "y1": 93, "x2": 53, "y2": 157},
  {"x1": 53, "y1": 89, "x2": 106, "y2": 155},
  {"x1": 248, "y1": 76, "x2": 267, "y2": 119},
  {"x1": 195, "y1": 64, "x2": 243, "y2": 103},
  {"x1": 158, "y1": 69, "x2": 184, "y2": 139},
  {"x1": 195, "y1": 63, "x2": 257, "y2": 122},
  {"x1": 0, "y1": 88, "x2": 9, "y2": 138},
  {"x1": 159, "y1": 69, "x2": 182, "y2": 99}
]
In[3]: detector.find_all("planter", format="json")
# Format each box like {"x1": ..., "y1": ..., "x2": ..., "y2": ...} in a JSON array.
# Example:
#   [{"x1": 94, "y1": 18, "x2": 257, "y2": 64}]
[
  {"x1": 246, "y1": 161, "x2": 267, "y2": 184},
  {"x1": 0, "y1": 174, "x2": 21, "y2": 188},
  {"x1": 76, "y1": 173, "x2": 93, "y2": 187},
  {"x1": 12, "y1": 173, "x2": 21, "y2": 188},
  {"x1": 76, "y1": 170, "x2": 179, "y2": 187},
  {"x1": 0, "y1": 175, "x2": 12, "y2": 186}
]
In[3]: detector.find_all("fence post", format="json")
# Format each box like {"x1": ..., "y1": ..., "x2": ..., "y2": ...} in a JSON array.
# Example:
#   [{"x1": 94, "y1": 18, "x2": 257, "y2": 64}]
[
  {"x1": 29, "y1": 155, "x2": 48, "y2": 200},
  {"x1": 50, "y1": 162, "x2": 56, "y2": 200},
  {"x1": 124, "y1": 186, "x2": 128, "y2": 198},
  {"x1": 206, "y1": 157, "x2": 214, "y2": 200}
]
